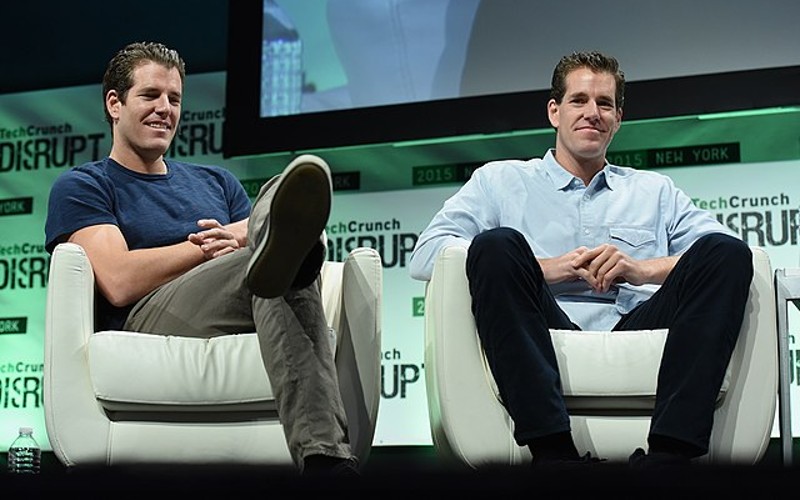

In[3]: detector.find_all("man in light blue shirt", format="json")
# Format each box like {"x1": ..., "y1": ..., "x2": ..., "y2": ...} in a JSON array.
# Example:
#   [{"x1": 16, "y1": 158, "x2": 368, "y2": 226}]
[{"x1": 409, "y1": 51, "x2": 753, "y2": 469}]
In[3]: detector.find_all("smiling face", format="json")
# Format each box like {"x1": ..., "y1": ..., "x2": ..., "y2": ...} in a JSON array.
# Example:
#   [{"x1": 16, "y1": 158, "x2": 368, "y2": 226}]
[
  {"x1": 106, "y1": 61, "x2": 182, "y2": 172},
  {"x1": 547, "y1": 67, "x2": 622, "y2": 180}
]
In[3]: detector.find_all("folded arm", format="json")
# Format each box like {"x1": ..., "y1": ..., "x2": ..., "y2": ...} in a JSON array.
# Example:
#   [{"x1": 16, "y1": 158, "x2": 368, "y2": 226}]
[{"x1": 69, "y1": 217, "x2": 248, "y2": 307}]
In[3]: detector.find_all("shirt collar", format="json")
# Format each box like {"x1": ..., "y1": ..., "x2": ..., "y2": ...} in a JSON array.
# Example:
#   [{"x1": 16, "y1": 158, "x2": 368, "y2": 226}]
[
  {"x1": 601, "y1": 162, "x2": 618, "y2": 191},
  {"x1": 542, "y1": 149, "x2": 575, "y2": 190},
  {"x1": 543, "y1": 149, "x2": 616, "y2": 191}
]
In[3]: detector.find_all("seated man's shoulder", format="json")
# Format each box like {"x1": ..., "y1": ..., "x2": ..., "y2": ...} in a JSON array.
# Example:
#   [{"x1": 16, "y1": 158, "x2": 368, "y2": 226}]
[
  {"x1": 609, "y1": 164, "x2": 672, "y2": 184},
  {"x1": 53, "y1": 159, "x2": 109, "y2": 188},
  {"x1": 476, "y1": 157, "x2": 541, "y2": 177},
  {"x1": 171, "y1": 159, "x2": 230, "y2": 177}
]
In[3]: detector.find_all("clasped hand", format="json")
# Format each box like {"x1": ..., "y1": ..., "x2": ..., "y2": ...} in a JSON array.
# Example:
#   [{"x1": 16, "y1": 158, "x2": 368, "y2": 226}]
[
  {"x1": 544, "y1": 244, "x2": 648, "y2": 293},
  {"x1": 188, "y1": 218, "x2": 249, "y2": 260}
]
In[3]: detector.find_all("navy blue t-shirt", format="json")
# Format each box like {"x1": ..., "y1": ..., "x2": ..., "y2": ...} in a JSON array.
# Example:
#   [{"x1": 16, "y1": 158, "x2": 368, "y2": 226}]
[{"x1": 45, "y1": 157, "x2": 252, "y2": 330}]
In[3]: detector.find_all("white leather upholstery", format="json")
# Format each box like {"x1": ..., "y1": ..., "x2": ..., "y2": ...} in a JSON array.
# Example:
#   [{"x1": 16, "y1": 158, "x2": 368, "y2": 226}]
[
  {"x1": 424, "y1": 245, "x2": 778, "y2": 468},
  {"x1": 44, "y1": 242, "x2": 382, "y2": 467},
  {"x1": 88, "y1": 331, "x2": 278, "y2": 410}
]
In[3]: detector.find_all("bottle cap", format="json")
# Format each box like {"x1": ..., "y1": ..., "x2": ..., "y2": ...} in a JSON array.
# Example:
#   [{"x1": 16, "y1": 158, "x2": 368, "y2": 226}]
[{"x1": 19, "y1": 426, "x2": 33, "y2": 434}]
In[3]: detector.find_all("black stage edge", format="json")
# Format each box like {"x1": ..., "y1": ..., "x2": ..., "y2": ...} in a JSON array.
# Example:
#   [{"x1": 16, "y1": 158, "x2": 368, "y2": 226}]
[{"x1": 1, "y1": 441, "x2": 798, "y2": 497}]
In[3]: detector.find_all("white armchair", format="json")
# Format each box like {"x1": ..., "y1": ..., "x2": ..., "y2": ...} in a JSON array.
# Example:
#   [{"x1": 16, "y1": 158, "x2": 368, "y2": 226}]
[
  {"x1": 44, "y1": 242, "x2": 382, "y2": 469},
  {"x1": 424, "y1": 245, "x2": 778, "y2": 468}
]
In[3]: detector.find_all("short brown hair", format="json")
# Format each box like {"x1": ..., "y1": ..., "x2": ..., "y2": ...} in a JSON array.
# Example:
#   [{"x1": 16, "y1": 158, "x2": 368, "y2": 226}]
[
  {"x1": 550, "y1": 51, "x2": 625, "y2": 109},
  {"x1": 102, "y1": 42, "x2": 186, "y2": 128}
]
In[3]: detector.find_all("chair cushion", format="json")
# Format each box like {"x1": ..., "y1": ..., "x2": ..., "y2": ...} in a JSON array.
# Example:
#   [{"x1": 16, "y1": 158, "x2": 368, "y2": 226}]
[
  {"x1": 483, "y1": 329, "x2": 730, "y2": 413},
  {"x1": 554, "y1": 329, "x2": 670, "y2": 396},
  {"x1": 88, "y1": 331, "x2": 275, "y2": 412}
]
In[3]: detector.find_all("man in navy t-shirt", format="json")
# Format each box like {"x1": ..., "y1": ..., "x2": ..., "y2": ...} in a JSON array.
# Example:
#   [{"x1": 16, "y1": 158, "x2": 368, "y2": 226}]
[{"x1": 44, "y1": 41, "x2": 358, "y2": 476}]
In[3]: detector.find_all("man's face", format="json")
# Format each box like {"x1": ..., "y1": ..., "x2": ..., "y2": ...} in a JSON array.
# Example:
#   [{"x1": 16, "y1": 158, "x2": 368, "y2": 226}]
[
  {"x1": 547, "y1": 67, "x2": 622, "y2": 164},
  {"x1": 107, "y1": 61, "x2": 182, "y2": 161}
]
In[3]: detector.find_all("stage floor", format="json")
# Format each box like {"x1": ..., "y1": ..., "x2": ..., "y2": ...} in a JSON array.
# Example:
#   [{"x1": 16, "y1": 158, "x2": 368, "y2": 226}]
[{"x1": 2, "y1": 441, "x2": 797, "y2": 497}]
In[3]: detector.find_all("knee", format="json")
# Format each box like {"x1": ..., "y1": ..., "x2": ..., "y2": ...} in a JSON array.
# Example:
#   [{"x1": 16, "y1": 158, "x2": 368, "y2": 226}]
[
  {"x1": 694, "y1": 233, "x2": 753, "y2": 278},
  {"x1": 468, "y1": 227, "x2": 531, "y2": 265},
  {"x1": 470, "y1": 227, "x2": 525, "y2": 254},
  {"x1": 467, "y1": 227, "x2": 537, "y2": 277},
  {"x1": 696, "y1": 233, "x2": 751, "y2": 261}
]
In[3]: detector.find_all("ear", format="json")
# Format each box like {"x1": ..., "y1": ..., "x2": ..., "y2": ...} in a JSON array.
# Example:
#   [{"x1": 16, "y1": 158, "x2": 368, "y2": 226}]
[
  {"x1": 106, "y1": 90, "x2": 121, "y2": 121},
  {"x1": 547, "y1": 99, "x2": 559, "y2": 129},
  {"x1": 613, "y1": 106, "x2": 623, "y2": 132}
]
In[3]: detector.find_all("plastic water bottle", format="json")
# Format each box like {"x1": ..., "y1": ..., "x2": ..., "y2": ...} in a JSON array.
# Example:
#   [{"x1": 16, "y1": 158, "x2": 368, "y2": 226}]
[
  {"x1": 7, "y1": 427, "x2": 41, "y2": 474},
  {"x1": 261, "y1": 0, "x2": 303, "y2": 117}
]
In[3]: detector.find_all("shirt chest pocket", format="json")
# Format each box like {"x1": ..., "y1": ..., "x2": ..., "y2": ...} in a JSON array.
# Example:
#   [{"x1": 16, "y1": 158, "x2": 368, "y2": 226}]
[{"x1": 607, "y1": 227, "x2": 657, "y2": 258}]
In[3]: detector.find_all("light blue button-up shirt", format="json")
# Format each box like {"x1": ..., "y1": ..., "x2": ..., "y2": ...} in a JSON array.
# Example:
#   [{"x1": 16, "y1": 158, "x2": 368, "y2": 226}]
[{"x1": 409, "y1": 149, "x2": 735, "y2": 330}]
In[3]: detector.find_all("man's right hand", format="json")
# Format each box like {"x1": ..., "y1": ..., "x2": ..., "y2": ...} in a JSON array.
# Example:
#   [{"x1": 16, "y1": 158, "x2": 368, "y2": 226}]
[
  {"x1": 541, "y1": 244, "x2": 678, "y2": 294},
  {"x1": 69, "y1": 223, "x2": 214, "y2": 307},
  {"x1": 188, "y1": 218, "x2": 248, "y2": 260},
  {"x1": 538, "y1": 246, "x2": 600, "y2": 289}
]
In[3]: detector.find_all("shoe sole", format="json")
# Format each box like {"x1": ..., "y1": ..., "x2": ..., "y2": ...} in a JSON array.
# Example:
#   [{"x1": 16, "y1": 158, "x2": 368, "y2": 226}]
[{"x1": 246, "y1": 156, "x2": 331, "y2": 298}]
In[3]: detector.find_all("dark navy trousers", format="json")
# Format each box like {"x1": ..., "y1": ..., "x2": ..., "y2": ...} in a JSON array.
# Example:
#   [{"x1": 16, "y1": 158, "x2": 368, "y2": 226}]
[{"x1": 465, "y1": 228, "x2": 753, "y2": 456}]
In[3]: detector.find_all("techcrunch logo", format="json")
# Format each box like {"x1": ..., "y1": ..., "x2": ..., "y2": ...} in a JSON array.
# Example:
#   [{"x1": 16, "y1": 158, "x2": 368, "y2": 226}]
[
  {"x1": 0, "y1": 122, "x2": 74, "y2": 140},
  {"x1": 0, "y1": 250, "x2": 49, "y2": 290},
  {"x1": 0, "y1": 242, "x2": 49, "y2": 291},
  {"x1": 166, "y1": 108, "x2": 226, "y2": 158},
  {"x1": 0, "y1": 242, "x2": 46, "y2": 256},
  {"x1": 0, "y1": 360, "x2": 43, "y2": 409},
  {"x1": 325, "y1": 218, "x2": 417, "y2": 268},
  {"x1": 327, "y1": 218, "x2": 401, "y2": 235},
  {"x1": 380, "y1": 348, "x2": 423, "y2": 399},
  {"x1": 0, "y1": 132, "x2": 105, "y2": 172},
  {"x1": 693, "y1": 192, "x2": 800, "y2": 248},
  {"x1": 180, "y1": 108, "x2": 225, "y2": 122},
  {"x1": 716, "y1": 208, "x2": 800, "y2": 248},
  {"x1": 0, "y1": 317, "x2": 27, "y2": 335},
  {"x1": 692, "y1": 192, "x2": 791, "y2": 210}
]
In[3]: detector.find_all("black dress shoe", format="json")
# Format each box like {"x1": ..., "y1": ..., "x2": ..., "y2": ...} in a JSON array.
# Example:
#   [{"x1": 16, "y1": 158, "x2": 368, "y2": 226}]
[
  {"x1": 628, "y1": 447, "x2": 691, "y2": 470},
  {"x1": 532, "y1": 451, "x2": 606, "y2": 469},
  {"x1": 302, "y1": 455, "x2": 361, "y2": 477}
]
